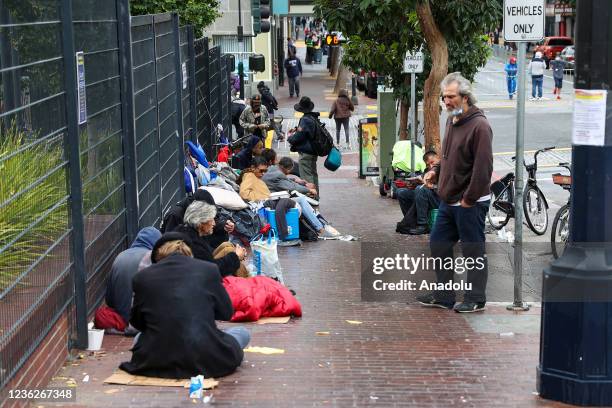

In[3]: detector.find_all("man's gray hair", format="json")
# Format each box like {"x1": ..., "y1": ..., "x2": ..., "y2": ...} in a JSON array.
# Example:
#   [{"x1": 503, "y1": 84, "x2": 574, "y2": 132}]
[
  {"x1": 184, "y1": 200, "x2": 217, "y2": 228},
  {"x1": 441, "y1": 72, "x2": 477, "y2": 106}
]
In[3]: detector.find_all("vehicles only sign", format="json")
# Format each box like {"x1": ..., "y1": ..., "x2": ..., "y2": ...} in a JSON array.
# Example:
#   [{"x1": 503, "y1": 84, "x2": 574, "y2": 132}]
[
  {"x1": 402, "y1": 51, "x2": 424, "y2": 74},
  {"x1": 503, "y1": 0, "x2": 545, "y2": 42}
]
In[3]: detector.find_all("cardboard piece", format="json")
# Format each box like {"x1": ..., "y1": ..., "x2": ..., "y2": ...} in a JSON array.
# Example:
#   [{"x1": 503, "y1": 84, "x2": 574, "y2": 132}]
[
  {"x1": 104, "y1": 370, "x2": 218, "y2": 389},
  {"x1": 256, "y1": 316, "x2": 291, "y2": 324},
  {"x1": 243, "y1": 346, "x2": 285, "y2": 355}
]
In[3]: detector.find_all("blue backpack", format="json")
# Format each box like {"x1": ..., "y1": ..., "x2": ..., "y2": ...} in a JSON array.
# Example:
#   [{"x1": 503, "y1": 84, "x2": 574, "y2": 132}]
[{"x1": 324, "y1": 146, "x2": 342, "y2": 171}]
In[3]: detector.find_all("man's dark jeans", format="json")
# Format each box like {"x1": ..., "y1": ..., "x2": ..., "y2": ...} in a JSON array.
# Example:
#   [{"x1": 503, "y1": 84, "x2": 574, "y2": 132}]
[
  {"x1": 415, "y1": 187, "x2": 440, "y2": 226},
  {"x1": 397, "y1": 188, "x2": 415, "y2": 215},
  {"x1": 429, "y1": 200, "x2": 489, "y2": 303}
]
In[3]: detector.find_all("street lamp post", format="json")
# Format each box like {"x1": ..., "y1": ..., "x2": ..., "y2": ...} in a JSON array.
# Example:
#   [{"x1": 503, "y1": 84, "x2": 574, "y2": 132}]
[{"x1": 538, "y1": 1, "x2": 612, "y2": 405}]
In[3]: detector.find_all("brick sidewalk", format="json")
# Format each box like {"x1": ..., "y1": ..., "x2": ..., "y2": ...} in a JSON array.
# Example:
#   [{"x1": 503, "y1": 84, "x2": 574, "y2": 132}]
[{"x1": 38, "y1": 58, "x2": 576, "y2": 408}]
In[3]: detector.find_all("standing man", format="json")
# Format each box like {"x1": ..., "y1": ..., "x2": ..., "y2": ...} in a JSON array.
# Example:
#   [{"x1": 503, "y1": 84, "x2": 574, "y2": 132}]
[
  {"x1": 528, "y1": 51, "x2": 546, "y2": 101},
  {"x1": 288, "y1": 96, "x2": 320, "y2": 195},
  {"x1": 239, "y1": 94, "x2": 270, "y2": 141},
  {"x1": 504, "y1": 56, "x2": 518, "y2": 100},
  {"x1": 287, "y1": 37, "x2": 297, "y2": 56},
  {"x1": 284, "y1": 51, "x2": 303, "y2": 98},
  {"x1": 418, "y1": 72, "x2": 493, "y2": 313},
  {"x1": 550, "y1": 55, "x2": 566, "y2": 100}
]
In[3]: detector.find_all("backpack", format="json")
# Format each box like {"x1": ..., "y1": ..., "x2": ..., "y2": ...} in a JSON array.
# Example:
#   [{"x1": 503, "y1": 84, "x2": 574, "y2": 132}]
[{"x1": 309, "y1": 116, "x2": 334, "y2": 157}]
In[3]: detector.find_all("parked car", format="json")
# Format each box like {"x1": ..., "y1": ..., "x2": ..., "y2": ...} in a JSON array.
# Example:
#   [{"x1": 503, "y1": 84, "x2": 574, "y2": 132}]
[
  {"x1": 559, "y1": 45, "x2": 575, "y2": 71},
  {"x1": 533, "y1": 36, "x2": 573, "y2": 68}
]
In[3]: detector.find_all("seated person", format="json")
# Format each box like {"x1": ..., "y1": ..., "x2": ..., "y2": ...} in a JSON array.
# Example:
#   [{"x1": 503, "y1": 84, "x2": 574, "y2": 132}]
[
  {"x1": 161, "y1": 190, "x2": 235, "y2": 250},
  {"x1": 396, "y1": 150, "x2": 441, "y2": 235},
  {"x1": 119, "y1": 232, "x2": 250, "y2": 379},
  {"x1": 233, "y1": 135, "x2": 264, "y2": 171},
  {"x1": 175, "y1": 201, "x2": 248, "y2": 277},
  {"x1": 263, "y1": 156, "x2": 318, "y2": 197},
  {"x1": 239, "y1": 156, "x2": 339, "y2": 238},
  {"x1": 396, "y1": 150, "x2": 439, "y2": 215},
  {"x1": 104, "y1": 227, "x2": 161, "y2": 330}
]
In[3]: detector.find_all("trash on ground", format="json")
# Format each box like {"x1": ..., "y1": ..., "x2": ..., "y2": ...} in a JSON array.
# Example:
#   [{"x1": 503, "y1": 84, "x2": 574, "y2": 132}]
[{"x1": 244, "y1": 346, "x2": 285, "y2": 355}]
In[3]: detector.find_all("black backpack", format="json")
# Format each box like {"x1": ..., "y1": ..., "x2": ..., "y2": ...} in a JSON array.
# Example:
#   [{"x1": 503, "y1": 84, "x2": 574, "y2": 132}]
[{"x1": 309, "y1": 117, "x2": 334, "y2": 157}]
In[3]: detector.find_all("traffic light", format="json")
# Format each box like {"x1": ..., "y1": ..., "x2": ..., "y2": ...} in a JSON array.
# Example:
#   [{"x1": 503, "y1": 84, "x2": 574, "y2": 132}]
[{"x1": 251, "y1": 0, "x2": 271, "y2": 35}]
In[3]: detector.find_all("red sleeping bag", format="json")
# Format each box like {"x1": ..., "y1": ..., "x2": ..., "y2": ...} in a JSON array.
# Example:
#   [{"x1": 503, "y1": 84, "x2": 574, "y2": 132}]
[{"x1": 222, "y1": 276, "x2": 302, "y2": 322}]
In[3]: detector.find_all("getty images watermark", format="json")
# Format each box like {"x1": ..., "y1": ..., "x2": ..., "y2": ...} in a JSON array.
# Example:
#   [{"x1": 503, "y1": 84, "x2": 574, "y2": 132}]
[{"x1": 360, "y1": 242, "x2": 489, "y2": 302}]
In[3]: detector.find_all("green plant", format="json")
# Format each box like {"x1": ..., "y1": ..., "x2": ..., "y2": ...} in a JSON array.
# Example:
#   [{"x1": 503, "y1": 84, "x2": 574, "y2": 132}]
[{"x1": 0, "y1": 125, "x2": 68, "y2": 290}]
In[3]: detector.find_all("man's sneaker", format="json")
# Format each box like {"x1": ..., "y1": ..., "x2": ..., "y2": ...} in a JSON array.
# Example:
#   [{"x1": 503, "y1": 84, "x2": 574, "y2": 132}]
[
  {"x1": 453, "y1": 302, "x2": 486, "y2": 313},
  {"x1": 416, "y1": 293, "x2": 455, "y2": 309},
  {"x1": 528, "y1": 97, "x2": 536, "y2": 101}
]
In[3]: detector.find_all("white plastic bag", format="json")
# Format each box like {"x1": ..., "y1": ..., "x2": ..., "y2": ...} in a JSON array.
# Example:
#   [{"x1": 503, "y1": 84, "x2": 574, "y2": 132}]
[{"x1": 250, "y1": 230, "x2": 284, "y2": 284}]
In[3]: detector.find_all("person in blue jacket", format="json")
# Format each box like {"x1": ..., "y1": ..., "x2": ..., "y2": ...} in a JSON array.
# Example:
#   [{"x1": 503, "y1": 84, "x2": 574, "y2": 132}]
[{"x1": 504, "y1": 56, "x2": 518, "y2": 99}]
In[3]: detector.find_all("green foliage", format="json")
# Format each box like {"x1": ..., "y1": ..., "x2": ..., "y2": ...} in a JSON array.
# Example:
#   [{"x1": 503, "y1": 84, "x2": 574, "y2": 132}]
[
  {"x1": 130, "y1": 0, "x2": 221, "y2": 34},
  {"x1": 0, "y1": 126, "x2": 68, "y2": 290},
  {"x1": 315, "y1": 0, "x2": 501, "y2": 102}
]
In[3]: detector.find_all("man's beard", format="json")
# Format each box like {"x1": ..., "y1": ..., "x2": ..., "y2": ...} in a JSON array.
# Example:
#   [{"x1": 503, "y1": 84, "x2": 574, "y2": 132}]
[{"x1": 449, "y1": 107, "x2": 463, "y2": 117}]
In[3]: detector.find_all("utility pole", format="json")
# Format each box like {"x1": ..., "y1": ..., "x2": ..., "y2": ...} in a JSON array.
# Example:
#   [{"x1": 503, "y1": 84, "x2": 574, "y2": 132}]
[
  {"x1": 237, "y1": 0, "x2": 245, "y2": 98},
  {"x1": 538, "y1": 1, "x2": 612, "y2": 405}
]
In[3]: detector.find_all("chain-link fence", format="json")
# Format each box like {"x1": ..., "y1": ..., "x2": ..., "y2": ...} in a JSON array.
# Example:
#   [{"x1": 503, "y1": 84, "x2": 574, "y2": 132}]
[{"x1": 0, "y1": 0, "x2": 232, "y2": 393}]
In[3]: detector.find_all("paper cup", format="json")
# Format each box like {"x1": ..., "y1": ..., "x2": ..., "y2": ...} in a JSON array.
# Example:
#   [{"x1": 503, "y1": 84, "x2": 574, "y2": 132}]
[{"x1": 87, "y1": 328, "x2": 104, "y2": 351}]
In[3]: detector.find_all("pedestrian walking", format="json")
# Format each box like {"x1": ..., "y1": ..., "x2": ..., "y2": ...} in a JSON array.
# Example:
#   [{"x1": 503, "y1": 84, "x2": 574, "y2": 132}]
[
  {"x1": 528, "y1": 51, "x2": 546, "y2": 100},
  {"x1": 550, "y1": 55, "x2": 566, "y2": 100},
  {"x1": 284, "y1": 52, "x2": 303, "y2": 98},
  {"x1": 287, "y1": 96, "x2": 320, "y2": 195},
  {"x1": 328, "y1": 89, "x2": 354, "y2": 148},
  {"x1": 504, "y1": 56, "x2": 518, "y2": 99},
  {"x1": 287, "y1": 37, "x2": 297, "y2": 56},
  {"x1": 301, "y1": 17, "x2": 306, "y2": 30},
  {"x1": 418, "y1": 72, "x2": 493, "y2": 313}
]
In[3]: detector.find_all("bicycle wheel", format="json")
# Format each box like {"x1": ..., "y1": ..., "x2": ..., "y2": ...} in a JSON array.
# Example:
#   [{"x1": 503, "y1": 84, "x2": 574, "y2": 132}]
[
  {"x1": 551, "y1": 204, "x2": 570, "y2": 259},
  {"x1": 523, "y1": 185, "x2": 549, "y2": 235},
  {"x1": 488, "y1": 188, "x2": 511, "y2": 230}
]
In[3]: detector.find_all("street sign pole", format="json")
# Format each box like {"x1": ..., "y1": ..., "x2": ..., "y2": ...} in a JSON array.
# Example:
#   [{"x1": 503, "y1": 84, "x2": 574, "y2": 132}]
[
  {"x1": 507, "y1": 41, "x2": 529, "y2": 311},
  {"x1": 410, "y1": 72, "x2": 416, "y2": 173},
  {"x1": 403, "y1": 49, "x2": 423, "y2": 174},
  {"x1": 538, "y1": 1, "x2": 612, "y2": 405},
  {"x1": 503, "y1": 0, "x2": 545, "y2": 311}
]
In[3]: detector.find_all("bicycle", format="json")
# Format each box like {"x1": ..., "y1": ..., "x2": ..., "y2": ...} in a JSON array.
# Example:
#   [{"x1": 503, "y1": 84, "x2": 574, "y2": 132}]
[
  {"x1": 550, "y1": 162, "x2": 571, "y2": 259},
  {"x1": 488, "y1": 146, "x2": 554, "y2": 235}
]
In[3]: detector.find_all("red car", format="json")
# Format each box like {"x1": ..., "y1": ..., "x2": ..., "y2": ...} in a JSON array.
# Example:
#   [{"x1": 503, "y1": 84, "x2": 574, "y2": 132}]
[{"x1": 533, "y1": 36, "x2": 573, "y2": 68}]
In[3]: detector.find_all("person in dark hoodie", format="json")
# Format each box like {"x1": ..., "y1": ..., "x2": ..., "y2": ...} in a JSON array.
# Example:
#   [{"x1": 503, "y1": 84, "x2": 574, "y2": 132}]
[
  {"x1": 175, "y1": 201, "x2": 248, "y2": 277},
  {"x1": 257, "y1": 81, "x2": 278, "y2": 118},
  {"x1": 419, "y1": 72, "x2": 493, "y2": 314},
  {"x1": 119, "y1": 232, "x2": 249, "y2": 379},
  {"x1": 287, "y1": 96, "x2": 320, "y2": 194},
  {"x1": 233, "y1": 135, "x2": 264, "y2": 171},
  {"x1": 105, "y1": 227, "x2": 161, "y2": 326},
  {"x1": 284, "y1": 51, "x2": 303, "y2": 98}
]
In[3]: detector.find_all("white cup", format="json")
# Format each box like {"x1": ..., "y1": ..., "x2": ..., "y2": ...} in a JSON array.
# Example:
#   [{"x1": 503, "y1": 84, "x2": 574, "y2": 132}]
[{"x1": 87, "y1": 328, "x2": 105, "y2": 351}]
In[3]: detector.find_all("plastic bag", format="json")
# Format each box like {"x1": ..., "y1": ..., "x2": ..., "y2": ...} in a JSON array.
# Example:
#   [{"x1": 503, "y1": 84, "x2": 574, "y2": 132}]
[{"x1": 250, "y1": 230, "x2": 284, "y2": 284}]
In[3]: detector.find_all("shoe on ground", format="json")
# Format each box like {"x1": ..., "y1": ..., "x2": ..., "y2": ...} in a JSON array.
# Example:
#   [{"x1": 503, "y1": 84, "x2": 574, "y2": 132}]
[
  {"x1": 453, "y1": 302, "x2": 486, "y2": 313},
  {"x1": 416, "y1": 293, "x2": 455, "y2": 309},
  {"x1": 557, "y1": 96, "x2": 561, "y2": 100},
  {"x1": 528, "y1": 97, "x2": 536, "y2": 101},
  {"x1": 324, "y1": 224, "x2": 341, "y2": 237},
  {"x1": 408, "y1": 225, "x2": 430, "y2": 235}
]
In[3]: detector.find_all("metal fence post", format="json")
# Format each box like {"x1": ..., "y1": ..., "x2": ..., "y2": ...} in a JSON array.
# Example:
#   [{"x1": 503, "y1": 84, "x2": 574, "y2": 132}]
[
  {"x1": 116, "y1": 0, "x2": 139, "y2": 243},
  {"x1": 187, "y1": 26, "x2": 198, "y2": 142},
  {"x1": 59, "y1": 0, "x2": 88, "y2": 349},
  {"x1": 172, "y1": 13, "x2": 185, "y2": 192},
  {"x1": 152, "y1": 15, "x2": 163, "y2": 225}
]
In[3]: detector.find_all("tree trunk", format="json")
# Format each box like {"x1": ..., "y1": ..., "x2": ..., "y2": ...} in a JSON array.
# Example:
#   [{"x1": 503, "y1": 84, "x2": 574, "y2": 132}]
[
  {"x1": 333, "y1": 51, "x2": 349, "y2": 94},
  {"x1": 330, "y1": 47, "x2": 341, "y2": 77},
  {"x1": 416, "y1": 0, "x2": 448, "y2": 153}
]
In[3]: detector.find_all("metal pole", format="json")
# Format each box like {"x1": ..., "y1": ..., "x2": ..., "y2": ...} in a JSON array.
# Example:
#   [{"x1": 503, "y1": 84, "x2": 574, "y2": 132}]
[
  {"x1": 187, "y1": 25, "x2": 198, "y2": 142},
  {"x1": 507, "y1": 41, "x2": 529, "y2": 312},
  {"x1": 60, "y1": 0, "x2": 88, "y2": 349},
  {"x1": 172, "y1": 13, "x2": 186, "y2": 200},
  {"x1": 116, "y1": 0, "x2": 139, "y2": 242},
  {"x1": 238, "y1": 0, "x2": 245, "y2": 98},
  {"x1": 410, "y1": 72, "x2": 416, "y2": 174}
]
